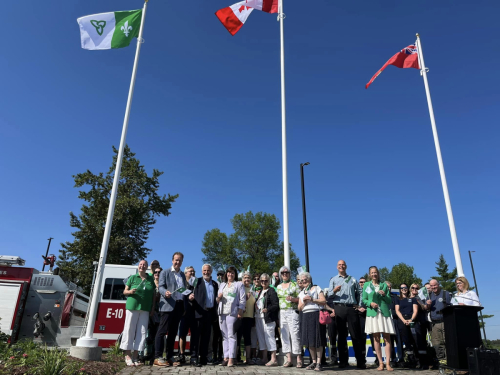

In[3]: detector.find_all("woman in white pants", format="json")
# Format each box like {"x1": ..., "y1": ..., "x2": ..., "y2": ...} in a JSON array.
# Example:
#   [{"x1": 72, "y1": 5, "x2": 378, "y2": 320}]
[
  {"x1": 121, "y1": 260, "x2": 155, "y2": 366},
  {"x1": 276, "y1": 266, "x2": 302, "y2": 368},
  {"x1": 255, "y1": 273, "x2": 280, "y2": 366},
  {"x1": 216, "y1": 266, "x2": 246, "y2": 367}
]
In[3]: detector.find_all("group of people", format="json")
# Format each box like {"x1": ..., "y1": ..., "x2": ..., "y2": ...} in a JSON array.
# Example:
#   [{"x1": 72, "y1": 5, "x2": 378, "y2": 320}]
[{"x1": 118, "y1": 255, "x2": 481, "y2": 372}]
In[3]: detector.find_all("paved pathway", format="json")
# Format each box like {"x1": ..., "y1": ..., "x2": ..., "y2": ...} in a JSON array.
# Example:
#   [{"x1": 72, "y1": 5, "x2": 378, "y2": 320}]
[{"x1": 118, "y1": 364, "x2": 437, "y2": 375}]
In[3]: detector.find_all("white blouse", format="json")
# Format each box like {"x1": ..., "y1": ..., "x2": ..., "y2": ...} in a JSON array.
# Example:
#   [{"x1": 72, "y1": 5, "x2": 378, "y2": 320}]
[
  {"x1": 452, "y1": 290, "x2": 480, "y2": 306},
  {"x1": 299, "y1": 285, "x2": 321, "y2": 313}
]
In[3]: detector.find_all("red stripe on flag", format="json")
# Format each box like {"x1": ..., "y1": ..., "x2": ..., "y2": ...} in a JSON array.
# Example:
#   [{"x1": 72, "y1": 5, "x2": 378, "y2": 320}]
[
  {"x1": 262, "y1": 0, "x2": 279, "y2": 13},
  {"x1": 215, "y1": 7, "x2": 244, "y2": 36}
]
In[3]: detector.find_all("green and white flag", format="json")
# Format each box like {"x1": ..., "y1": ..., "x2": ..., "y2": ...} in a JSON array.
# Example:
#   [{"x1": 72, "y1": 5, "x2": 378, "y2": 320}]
[
  {"x1": 77, "y1": 10, "x2": 142, "y2": 50},
  {"x1": 418, "y1": 286, "x2": 429, "y2": 300}
]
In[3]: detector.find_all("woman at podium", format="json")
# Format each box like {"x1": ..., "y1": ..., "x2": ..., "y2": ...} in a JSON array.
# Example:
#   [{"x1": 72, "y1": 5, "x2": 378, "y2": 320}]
[{"x1": 453, "y1": 277, "x2": 480, "y2": 306}]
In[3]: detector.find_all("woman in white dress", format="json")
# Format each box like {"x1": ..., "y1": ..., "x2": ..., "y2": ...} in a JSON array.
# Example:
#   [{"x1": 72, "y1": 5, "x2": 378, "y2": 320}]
[
  {"x1": 362, "y1": 266, "x2": 396, "y2": 371},
  {"x1": 453, "y1": 276, "x2": 480, "y2": 306}
]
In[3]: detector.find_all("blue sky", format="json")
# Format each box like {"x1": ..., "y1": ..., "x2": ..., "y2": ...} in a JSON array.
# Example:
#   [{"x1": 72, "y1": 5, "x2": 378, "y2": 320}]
[{"x1": 1, "y1": 0, "x2": 499, "y2": 338}]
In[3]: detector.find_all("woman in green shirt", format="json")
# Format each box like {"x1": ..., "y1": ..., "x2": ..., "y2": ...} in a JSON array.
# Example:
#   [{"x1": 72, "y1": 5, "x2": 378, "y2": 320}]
[
  {"x1": 120, "y1": 260, "x2": 155, "y2": 366},
  {"x1": 276, "y1": 266, "x2": 302, "y2": 368},
  {"x1": 362, "y1": 266, "x2": 395, "y2": 371}
]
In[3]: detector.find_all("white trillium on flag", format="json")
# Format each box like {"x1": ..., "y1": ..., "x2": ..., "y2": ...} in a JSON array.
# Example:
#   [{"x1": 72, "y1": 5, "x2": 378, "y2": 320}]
[{"x1": 77, "y1": 9, "x2": 142, "y2": 50}]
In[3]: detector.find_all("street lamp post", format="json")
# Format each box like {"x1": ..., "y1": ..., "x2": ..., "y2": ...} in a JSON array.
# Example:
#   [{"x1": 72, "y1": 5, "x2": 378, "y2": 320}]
[
  {"x1": 468, "y1": 250, "x2": 488, "y2": 343},
  {"x1": 300, "y1": 162, "x2": 310, "y2": 272}
]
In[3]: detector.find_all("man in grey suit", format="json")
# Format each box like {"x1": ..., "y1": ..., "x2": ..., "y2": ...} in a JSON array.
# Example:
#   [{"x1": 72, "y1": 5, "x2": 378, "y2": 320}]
[{"x1": 153, "y1": 252, "x2": 187, "y2": 367}]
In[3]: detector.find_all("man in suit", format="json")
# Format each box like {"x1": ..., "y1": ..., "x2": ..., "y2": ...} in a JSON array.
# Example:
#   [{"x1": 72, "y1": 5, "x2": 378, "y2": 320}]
[
  {"x1": 153, "y1": 252, "x2": 188, "y2": 367},
  {"x1": 188, "y1": 264, "x2": 219, "y2": 367}
]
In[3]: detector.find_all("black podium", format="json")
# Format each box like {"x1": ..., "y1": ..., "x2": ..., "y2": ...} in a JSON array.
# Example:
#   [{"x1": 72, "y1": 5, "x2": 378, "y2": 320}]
[{"x1": 442, "y1": 305, "x2": 483, "y2": 370}]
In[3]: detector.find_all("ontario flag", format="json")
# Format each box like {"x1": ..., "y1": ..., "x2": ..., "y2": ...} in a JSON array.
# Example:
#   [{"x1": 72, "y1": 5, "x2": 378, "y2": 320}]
[
  {"x1": 365, "y1": 44, "x2": 420, "y2": 89},
  {"x1": 215, "y1": 0, "x2": 278, "y2": 36}
]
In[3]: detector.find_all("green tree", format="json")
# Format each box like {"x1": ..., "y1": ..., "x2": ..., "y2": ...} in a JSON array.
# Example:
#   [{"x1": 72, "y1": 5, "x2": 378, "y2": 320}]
[
  {"x1": 361, "y1": 266, "x2": 390, "y2": 282},
  {"x1": 201, "y1": 211, "x2": 301, "y2": 278},
  {"x1": 57, "y1": 145, "x2": 178, "y2": 294},
  {"x1": 387, "y1": 263, "x2": 423, "y2": 289},
  {"x1": 479, "y1": 314, "x2": 494, "y2": 329},
  {"x1": 431, "y1": 254, "x2": 457, "y2": 292}
]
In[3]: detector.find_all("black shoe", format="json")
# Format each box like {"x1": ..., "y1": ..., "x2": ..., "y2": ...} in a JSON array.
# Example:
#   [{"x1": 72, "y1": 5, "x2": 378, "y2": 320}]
[
  {"x1": 191, "y1": 360, "x2": 201, "y2": 367},
  {"x1": 339, "y1": 363, "x2": 348, "y2": 368},
  {"x1": 357, "y1": 363, "x2": 367, "y2": 369},
  {"x1": 199, "y1": 358, "x2": 208, "y2": 366},
  {"x1": 178, "y1": 354, "x2": 186, "y2": 364}
]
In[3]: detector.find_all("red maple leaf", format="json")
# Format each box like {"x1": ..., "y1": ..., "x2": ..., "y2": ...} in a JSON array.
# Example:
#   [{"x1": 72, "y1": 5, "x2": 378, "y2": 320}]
[{"x1": 239, "y1": 5, "x2": 250, "y2": 12}]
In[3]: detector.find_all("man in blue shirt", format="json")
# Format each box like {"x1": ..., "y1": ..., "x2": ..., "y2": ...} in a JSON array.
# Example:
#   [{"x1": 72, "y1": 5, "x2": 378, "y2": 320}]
[
  {"x1": 328, "y1": 260, "x2": 366, "y2": 369},
  {"x1": 428, "y1": 279, "x2": 451, "y2": 363}
]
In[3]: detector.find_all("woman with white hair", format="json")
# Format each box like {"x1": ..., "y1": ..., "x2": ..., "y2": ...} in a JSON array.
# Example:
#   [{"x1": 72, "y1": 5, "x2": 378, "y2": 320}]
[
  {"x1": 255, "y1": 273, "x2": 280, "y2": 366},
  {"x1": 237, "y1": 270, "x2": 256, "y2": 364},
  {"x1": 276, "y1": 266, "x2": 302, "y2": 368},
  {"x1": 298, "y1": 272, "x2": 327, "y2": 371}
]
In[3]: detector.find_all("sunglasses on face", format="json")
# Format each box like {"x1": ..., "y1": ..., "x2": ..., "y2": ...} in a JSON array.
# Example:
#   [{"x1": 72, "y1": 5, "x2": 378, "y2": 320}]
[
  {"x1": 281, "y1": 271, "x2": 290, "y2": 274},
  {"x1": 154, "y1": 271, "x2": 161, "y2": 275},
  {"x1": 261, "y1": 280, "x2": 269, "y2": 283},
  {"x1": 359, "y1": 281, "x2": 365, "y2": 283},
  {"x1": 401, "y1": 287, "x2": 408, "y2": 290},
  {"x1": 411, "y1": 287, "x2": 418, "y2": 290}
]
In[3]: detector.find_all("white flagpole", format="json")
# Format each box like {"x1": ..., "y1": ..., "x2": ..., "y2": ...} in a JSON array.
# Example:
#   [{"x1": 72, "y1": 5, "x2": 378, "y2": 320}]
[
  {"x1": 76, "y1": 0, "x2": 149, "y2": 347},
  {"x1": 279, "y1": 0, "x2": 290, "y2": 268},
  {"x1": 416, "y1": 33, "x2": 465, "y2": 277}
]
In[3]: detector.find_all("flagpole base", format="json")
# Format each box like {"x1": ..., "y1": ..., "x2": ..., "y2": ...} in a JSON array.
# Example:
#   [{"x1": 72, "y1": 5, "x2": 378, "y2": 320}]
[{"x1": 71, "y1": 340, "x2": 102, "y2": 361}]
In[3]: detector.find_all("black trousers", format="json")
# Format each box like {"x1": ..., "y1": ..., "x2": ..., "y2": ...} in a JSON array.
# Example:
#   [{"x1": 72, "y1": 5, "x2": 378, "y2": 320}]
[
  {"x1": 358, "y1": 312, "x2": 375, "y2": 358},
  {"x1": 190, "y1": 309, "x2": 216, "y2": 361},
  {"x1": 154, "y1": 301, "x2": 184, "y2": 359},
  {"x1": 327, "y1": 302, "x2": 338, "y2": 360},
  {"x1": 396, "y1": 319, "x2": 428, "y2": 365},
  {"x1": 334, "y1": 305, "x2": 365, "y2": 365}
]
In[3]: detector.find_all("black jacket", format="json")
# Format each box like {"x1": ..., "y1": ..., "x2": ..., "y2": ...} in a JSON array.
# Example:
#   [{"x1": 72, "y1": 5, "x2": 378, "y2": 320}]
[
  {"x1": 256, "y1": 287, "x2": 280, "y2": 323},
  {"x1": 192, "y1": 277, "x2": 219, "y2": 319}
]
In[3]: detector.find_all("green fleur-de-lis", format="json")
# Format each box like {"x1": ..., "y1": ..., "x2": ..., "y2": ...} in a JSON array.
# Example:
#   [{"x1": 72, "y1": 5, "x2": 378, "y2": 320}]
[
  {"x1": 121, "y1": 20, "x2": 133, "y2": 37},
  {"x1": 90, "y1": 20, "x2": 106, "y2": 36}
]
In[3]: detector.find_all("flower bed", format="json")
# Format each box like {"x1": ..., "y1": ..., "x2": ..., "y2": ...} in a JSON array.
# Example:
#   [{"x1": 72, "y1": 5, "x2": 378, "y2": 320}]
[{"x1": 0, "y1": 339, "x2": 125, "y2": 375}]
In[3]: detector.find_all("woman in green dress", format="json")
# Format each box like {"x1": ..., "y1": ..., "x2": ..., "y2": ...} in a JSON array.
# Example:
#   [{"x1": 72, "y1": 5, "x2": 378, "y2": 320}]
[
  {"x1": 362, "y1": 266, "x2": 395, "y2": 371},
  {"x1": 120, "y1": 260, "x2": 156, "y2": 366}
]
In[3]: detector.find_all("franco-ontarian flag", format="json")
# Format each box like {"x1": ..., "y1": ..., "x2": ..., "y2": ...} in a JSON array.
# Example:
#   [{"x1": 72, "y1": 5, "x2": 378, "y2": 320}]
[{"x1": 77, "y1": 10, "x2": 142, "y2": 50}]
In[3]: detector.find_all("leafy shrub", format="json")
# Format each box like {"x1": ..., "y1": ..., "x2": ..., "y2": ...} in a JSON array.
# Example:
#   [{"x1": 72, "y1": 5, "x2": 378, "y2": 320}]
[
  {"x1": 107, "y1": 342, "x2": 122, "y2": 358},
  {"x1": 39, "y1": 346, "x2": 67, "y2": 375}
]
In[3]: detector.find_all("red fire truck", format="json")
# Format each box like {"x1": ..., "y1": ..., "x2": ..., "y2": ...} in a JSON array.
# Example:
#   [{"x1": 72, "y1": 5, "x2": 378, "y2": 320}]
[
  {"x1": 92, "y1": 263, "x2": 190, "y2": 351},
  {"x1": 0, "y1": 255, "x2": 89, "y2": 348}
]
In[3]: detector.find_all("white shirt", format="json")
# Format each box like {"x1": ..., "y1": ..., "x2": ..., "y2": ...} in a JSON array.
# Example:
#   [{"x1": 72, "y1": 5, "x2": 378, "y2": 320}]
[
  {"x1": 171, "y1": 266, "x2": 184, "y2": 301},
  {"x1": 256, "y1": 288, "x2": 269, "y2": 318},
  {"x1": 299, "y1": 285, "x2": 321, "y2": 313},
  {"x1": 452, "y1": 290, "x2": 480, "y2": 306}
]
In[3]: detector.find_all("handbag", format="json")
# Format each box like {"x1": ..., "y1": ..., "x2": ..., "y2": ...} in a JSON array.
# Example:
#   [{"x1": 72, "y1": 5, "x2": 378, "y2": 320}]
[{"x1": 319, "y1": 310, "x2": 332, "y2": 325}]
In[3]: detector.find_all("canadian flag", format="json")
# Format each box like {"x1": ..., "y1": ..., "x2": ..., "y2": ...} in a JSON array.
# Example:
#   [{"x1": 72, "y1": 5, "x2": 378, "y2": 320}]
[{"x1": 215, "y1": 0, "x2": 278, "y2": 36}]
